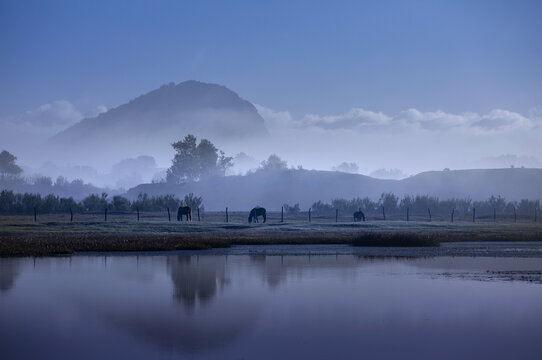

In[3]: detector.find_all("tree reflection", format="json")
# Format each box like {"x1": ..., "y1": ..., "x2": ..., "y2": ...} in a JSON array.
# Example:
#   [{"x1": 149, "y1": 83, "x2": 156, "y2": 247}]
[
  {"x1": 167, "y1": 255, "x2": 228, "y2": 309},
  {"x1": 0, "y1": 259, "x2": 20, "y2": 294}
]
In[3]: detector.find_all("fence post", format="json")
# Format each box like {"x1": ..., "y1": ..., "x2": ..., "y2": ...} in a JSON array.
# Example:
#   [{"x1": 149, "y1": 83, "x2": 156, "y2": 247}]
[
  {"x1": 167, "y1": 207, "x2": 171, "y2": 222},
  {"x1": 137, "y1": 207, "x2": 140, "y2": 222},
  {"x1": 472, "y1": 208, "x2": 475, "y2": 222},
  {"x1": 226, "y1": 207, "x2": 229, "y2": 223},
  {"x1": 494, "y1": 208, "x2": 496, "y2": 222},
  {"x1": 382, "y1": 206, "x2": 386, "y2": 221},
  {"x1": 70, "y1": 207, "x2": 73, "y2": 223},
  {"x1": 197, "y1": 207, "x2": 200, "y2": 222},
  {"x1": 281, "y1": 206, "x2": 284, "y2": 223},
  {"x1": 309, "y1": 208, "x2": 311, "y2": 222},
  {"x1": 428, "y1": 208, "x2": 432, "y2": 222},
  {"x1": 514, "y1": 207, "x2": 517, "y2": 223},
  {"x1": 407, "y1": 207, "x2": 409, "y2": 222},
  {"x1": 535, "y1": 208, "x2": 537, "y2": 223},
  {"x1": 335, "y1": 208, "x2": 338, "y2": 222},
  {"x1": 34, "y1": 207, "x2": 37, "y2": 222},
  {"x1": 104, "y1": 206, "x2": 108, "y2": 222},
  {"x1": 451, "y1": 209, "x2": 454, "y2": 223}
]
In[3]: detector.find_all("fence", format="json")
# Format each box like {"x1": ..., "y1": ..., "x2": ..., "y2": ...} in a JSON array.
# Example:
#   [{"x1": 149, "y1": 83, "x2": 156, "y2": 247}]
[{"x1": 1, "y1": 207, "x2": 539, "y2": 224}]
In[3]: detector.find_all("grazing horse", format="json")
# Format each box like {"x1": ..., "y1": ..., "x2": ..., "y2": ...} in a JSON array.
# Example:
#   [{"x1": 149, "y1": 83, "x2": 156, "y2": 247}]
[
  {"x1": 248, "y1": 207, "x2": 266, "y2": 223},
  {"x1": 177, "y1": 206, "x2": 192, "y2": 221},
  {"x1": 353, "y1": 209, "x2": 365, "y2": 222}
]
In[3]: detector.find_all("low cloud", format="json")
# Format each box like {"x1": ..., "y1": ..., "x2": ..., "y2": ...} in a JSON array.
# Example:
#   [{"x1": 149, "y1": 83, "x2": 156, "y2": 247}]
[
  {"x1": 0, "y1": 100, "x2": 107, "y2": 164},
  {"x1": 22, "y1": 100, "x2": 84, "y2": 128},
  {"x1": 259, "y1": 106, "x2": 537, "y2": 134},
  {"x1": 254, "y1": 104, "x2": 294, "y2": 130},
  {"x1": 304, "y1": 108, "x2": 390, "y2": 130}
]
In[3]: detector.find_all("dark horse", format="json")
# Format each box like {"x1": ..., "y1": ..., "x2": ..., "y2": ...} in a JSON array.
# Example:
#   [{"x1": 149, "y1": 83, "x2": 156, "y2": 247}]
[
  {"x1": 248, "y1": 207, "x2": 266, "y2": 223},
  {"x1": 353, "y1": 209, "x2": 365, "y2": 222},
  {"x1": 177, "y1": 206, "x2": 192, "y2": 221}
]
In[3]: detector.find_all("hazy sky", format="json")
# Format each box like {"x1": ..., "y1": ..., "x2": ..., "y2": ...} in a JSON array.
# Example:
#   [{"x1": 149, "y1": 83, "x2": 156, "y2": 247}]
[
  {"x1": 1, "y1": 0, "x2": 541, "y2": 116},
  {"x1": 1, "y1": 0, "x2": 541, "y2": 180}
]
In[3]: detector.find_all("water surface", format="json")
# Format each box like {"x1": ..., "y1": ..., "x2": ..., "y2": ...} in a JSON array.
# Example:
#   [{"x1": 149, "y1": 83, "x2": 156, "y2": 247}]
[{"x1": 1, "y1": 244, "x2": 542, "y2": 359}]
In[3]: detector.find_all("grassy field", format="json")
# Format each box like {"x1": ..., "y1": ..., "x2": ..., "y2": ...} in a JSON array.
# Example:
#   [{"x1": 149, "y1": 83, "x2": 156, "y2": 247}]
[{"x1": 1, "y1": 211, "x2": 541, "y2": 256}]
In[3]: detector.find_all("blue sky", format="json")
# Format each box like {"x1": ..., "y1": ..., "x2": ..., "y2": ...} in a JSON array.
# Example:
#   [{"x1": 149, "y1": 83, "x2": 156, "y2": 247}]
[{"x1": 1, "y1": 0, "x2": 541, "y2": 117}]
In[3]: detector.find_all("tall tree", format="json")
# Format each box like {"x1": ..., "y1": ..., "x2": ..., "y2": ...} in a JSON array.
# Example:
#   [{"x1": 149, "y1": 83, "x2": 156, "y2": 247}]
[
  {"x1": 167, "y1": 135, "x2": 233, "y2": 184},
  {"x1": 0, "y1": 150, "x2": 23, "y2": 180}
]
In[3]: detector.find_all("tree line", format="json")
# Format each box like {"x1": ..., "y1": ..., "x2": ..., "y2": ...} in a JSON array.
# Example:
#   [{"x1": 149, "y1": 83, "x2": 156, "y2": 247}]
[
  {"x1": 311, "y1": 193, "x2": 541, "y2": 216},
  {"x1": 0, "y1": 190, "x2": 203, "y2": 214}
]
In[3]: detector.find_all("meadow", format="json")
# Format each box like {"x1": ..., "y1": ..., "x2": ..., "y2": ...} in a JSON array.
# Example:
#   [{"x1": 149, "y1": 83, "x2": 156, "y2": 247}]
[{"x1": 1, "y1": 210, "x2": 541, "y2": 256}]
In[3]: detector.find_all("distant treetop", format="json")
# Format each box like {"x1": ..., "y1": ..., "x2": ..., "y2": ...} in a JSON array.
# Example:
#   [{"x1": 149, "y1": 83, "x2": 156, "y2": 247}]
[{"x1": 0, "y1": 150, "x2": 23, "y2": 179}]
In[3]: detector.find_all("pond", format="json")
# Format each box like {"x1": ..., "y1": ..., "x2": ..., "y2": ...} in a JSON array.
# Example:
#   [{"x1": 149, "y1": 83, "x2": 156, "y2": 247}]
[{"x1": 1, "y1": 244, "x2": 542, "y2": 359}]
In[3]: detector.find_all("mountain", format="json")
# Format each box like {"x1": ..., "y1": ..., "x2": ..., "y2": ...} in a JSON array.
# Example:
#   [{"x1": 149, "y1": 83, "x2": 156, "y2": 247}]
[
  {"x1": 49, "y1": 81, "x2": 268, "y2": 165},
  {"x1": 126, "y1": 167, "x2": 542, "y2": 211}
]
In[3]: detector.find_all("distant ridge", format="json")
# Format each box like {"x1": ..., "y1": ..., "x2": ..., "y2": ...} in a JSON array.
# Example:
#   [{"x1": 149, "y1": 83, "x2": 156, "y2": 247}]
[{"x1": 127, "y1": 167, "x2": 542, "y2": 210}]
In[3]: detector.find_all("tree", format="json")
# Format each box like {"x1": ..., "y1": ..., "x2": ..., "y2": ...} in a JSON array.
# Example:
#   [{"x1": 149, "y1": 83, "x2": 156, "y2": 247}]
[
  {"x1": 112, "y1": 196, "x2": 131, "y2": 212},
  {"x1": 166, "y1": 135, "x2": 233, "y2": 184},
  {"x1": 183, "y1": 193, "x2": 204, "y2": 211},
  {"x1": 283, "y1": 203, "x2": 300, "y2": 214},
  {"x1": 0, "y1": 150, "x2": 23, "y2": 180},
  {"x1": 259, "y1": 154, "x2": 288, "y2": 172},
  {"x1": 82, "y1": 193, "x2": 108, "y2": 211}
]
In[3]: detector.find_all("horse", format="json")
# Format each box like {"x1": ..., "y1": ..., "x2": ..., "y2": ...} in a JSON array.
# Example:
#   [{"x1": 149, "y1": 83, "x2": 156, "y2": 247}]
[
  {"x1": 177, "y1": 206, "x2": 192, "y2": 221},
  {"x1": 353, "y1": 209, "x2": 365, "y2": 222},
  {"x1": 248, "y1": 207, "x2": 266, "y2": 223}
]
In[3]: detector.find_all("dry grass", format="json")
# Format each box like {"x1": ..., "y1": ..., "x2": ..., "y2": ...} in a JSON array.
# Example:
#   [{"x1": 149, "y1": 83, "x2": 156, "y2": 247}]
[{"x1": 1, "y1": 212, "x2": 541, "y2": 256}]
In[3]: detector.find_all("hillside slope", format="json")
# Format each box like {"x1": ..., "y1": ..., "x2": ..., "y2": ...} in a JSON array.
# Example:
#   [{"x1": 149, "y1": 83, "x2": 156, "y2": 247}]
[{"x1": 127, "y1": 168, "x2": 542, "y2": 210}]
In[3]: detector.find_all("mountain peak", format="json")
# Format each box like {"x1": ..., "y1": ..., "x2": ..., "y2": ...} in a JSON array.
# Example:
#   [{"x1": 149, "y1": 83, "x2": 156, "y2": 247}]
[{"x1": 49, "y1": 81, "x2": 269, "y2": 165}]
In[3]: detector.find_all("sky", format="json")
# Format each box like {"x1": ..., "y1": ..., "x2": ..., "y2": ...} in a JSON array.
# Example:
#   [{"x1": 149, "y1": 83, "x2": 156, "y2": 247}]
[{"x1": 1, "y1": 0, "x2": 541, "y2": 182}]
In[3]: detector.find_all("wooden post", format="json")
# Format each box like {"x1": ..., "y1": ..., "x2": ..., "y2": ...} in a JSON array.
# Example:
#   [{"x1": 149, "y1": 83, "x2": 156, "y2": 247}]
[
  {"x1": 104, "y1": 206, "x2": 108, "y2": 222},
  {"x1": 428, "y1": 208, "x2": 432, "y2": 222},
  {"x1": 281, "y1": 206, "x2": 284, "y2": 223},
  {"x1": 472, "y1": 208, "x2": 475, "y2": 222},
  {"x1": 70, "y1": 207, "x2": 73, "y2": 223},
  {"x1": 137, "y1": 207, "x2": 140, "y2": 222},
  {"x1": 34, "y1": 207, "x2": 37, "y2": 222},
  {"x1": 309, "y1": 208, "x2": 311, "y2": 222},
  {"x1": 451, "y1": 208, "x2": 454, "y2": 223},
  {"x1": 382, "y1": 206, "x2": 386, "y2": 221},
  {"x1": 514, "y1": 207, "x2": 517, "y2": 223},
  {"x1": 535, "y1": 207, "x2": 537, "y2": 223},
  {"x1": 226, "y1": 207, "x2": 229, "y2": 223},
  {"x1": 197, "y1": 207, "x2": 200, "y2": 222},
  {"x1": 494, "y1": 208, "x2": 496, "y2": 222},
  {"x1": 407, "y1": 207, "x2": 409, "y2": 222},
  {"x1": 167, "y1": 207, "x2": 171, "y2": 222},
  {"x1": 335, "y1": 208, "x2": 338, "y2": 222}
]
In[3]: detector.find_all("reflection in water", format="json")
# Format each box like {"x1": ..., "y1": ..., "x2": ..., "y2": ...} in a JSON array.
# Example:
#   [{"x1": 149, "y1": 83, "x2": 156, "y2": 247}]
[
  {"x1": 167, "y1": 255, "x2": 228, "y2": 309},
  {"x1": 1, "y1": 249, "x2": 542, "y2": 360},
  {"x1": 0, "y1": 259, "x2": 19, "y2": 294}
]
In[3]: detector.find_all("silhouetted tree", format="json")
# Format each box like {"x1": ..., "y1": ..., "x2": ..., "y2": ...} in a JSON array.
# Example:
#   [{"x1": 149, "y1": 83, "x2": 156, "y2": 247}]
[
  {"x1": 166, "y1": 135, "x2": 233, "y2": 184},
  {"x1": 82, "y1": 193, "x2": 108, "y2": 211},
  {"x1": 0, "y1": 150, "x2": 23, "y2": 182},
  {"x1": 112, "y1": 196, "x2": 131, "y2": 212}
]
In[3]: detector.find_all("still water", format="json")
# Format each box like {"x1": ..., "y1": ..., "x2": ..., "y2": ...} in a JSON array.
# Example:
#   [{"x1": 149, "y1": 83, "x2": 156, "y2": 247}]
[{"x1": 1, "y1": 245, "x2": 542, "y2": 359}]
